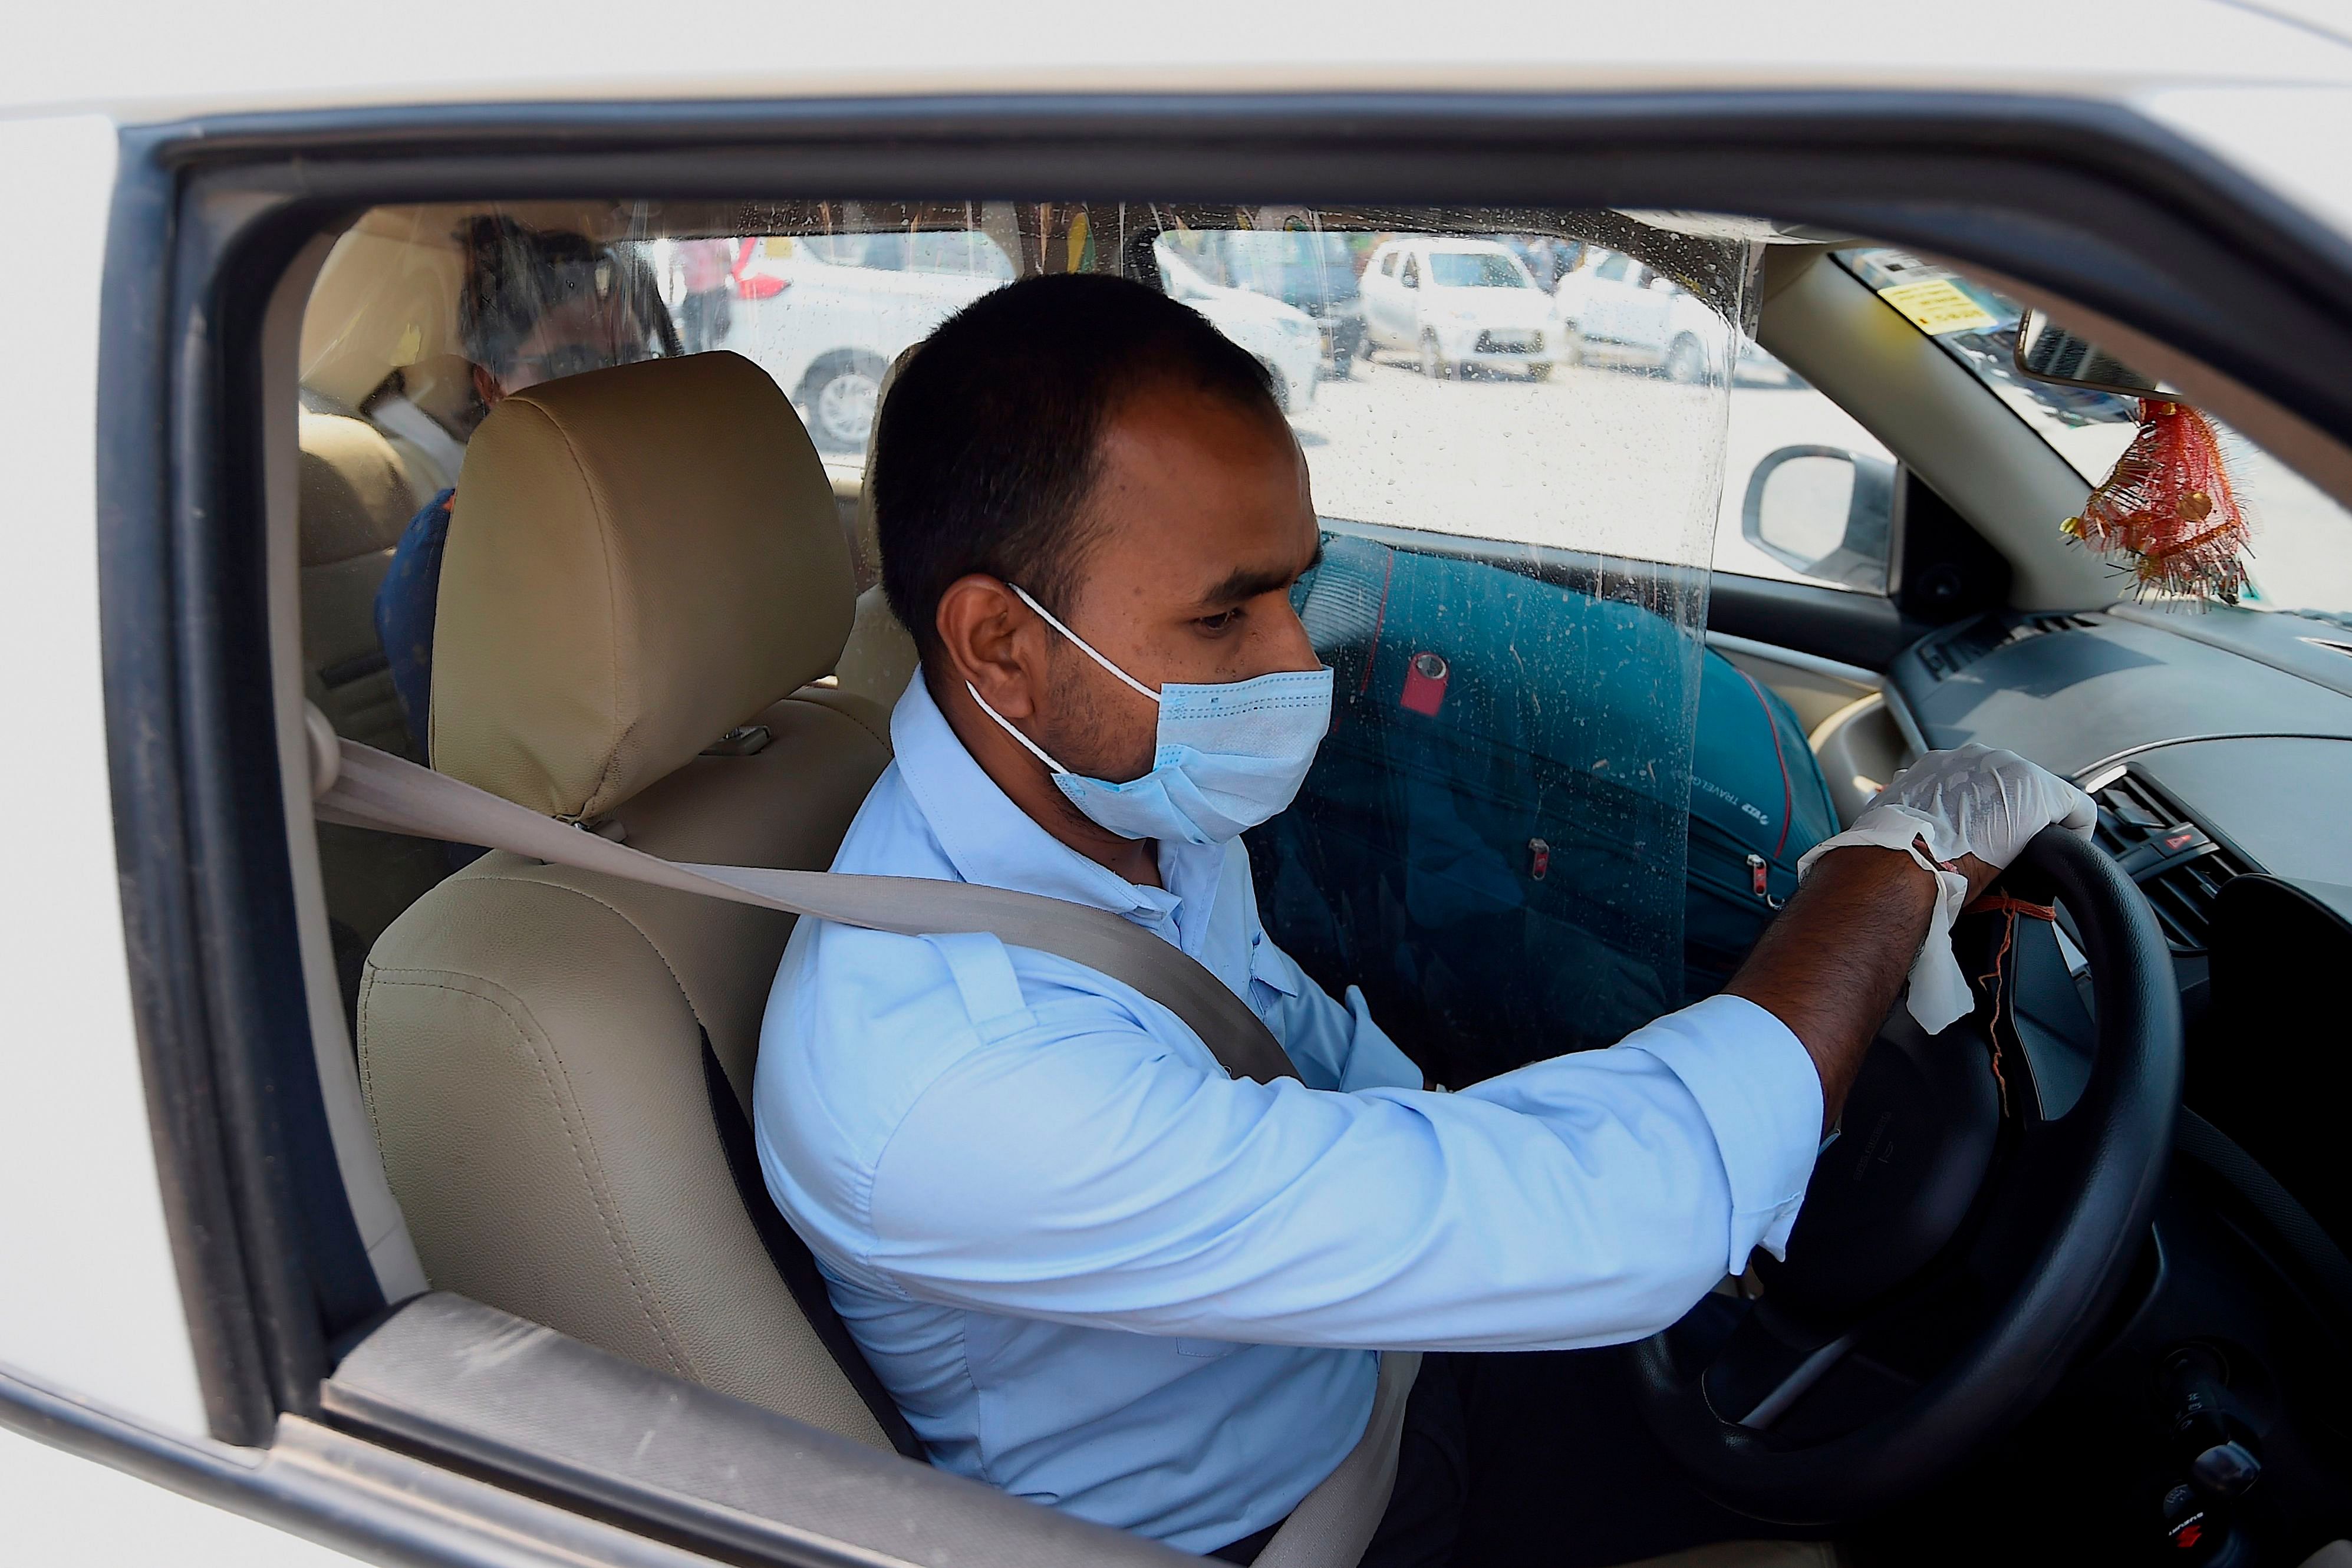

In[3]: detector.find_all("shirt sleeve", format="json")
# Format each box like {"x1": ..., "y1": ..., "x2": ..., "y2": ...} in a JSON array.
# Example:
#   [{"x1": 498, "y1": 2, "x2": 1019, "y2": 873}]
[
  {"x1": 1245, "y1": 933, "x2": 1422, "y2": 1095},
  {"x1": 861, "y1": 991, "x2": 1822, "y2": 1352}
]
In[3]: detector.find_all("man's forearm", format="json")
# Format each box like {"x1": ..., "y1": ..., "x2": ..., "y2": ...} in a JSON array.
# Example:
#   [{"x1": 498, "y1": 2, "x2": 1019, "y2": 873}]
[{"x1": 1724, "y1": 845, "x2": 1948, "y2": 1131}]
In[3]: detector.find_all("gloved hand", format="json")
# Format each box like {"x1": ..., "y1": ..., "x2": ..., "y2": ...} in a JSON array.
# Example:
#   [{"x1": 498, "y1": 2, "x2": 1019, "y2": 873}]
[{"x1": 1796, "y1": 743, "x2": 2097, "y2": 1032}]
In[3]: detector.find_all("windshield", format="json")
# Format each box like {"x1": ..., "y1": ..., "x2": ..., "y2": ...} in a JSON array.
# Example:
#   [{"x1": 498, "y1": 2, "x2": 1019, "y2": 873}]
[
  {"x1": 1429, "y1": 251, "x2": 1531, "y2": 289},
  {"x1": 795, "y1": 230, "x2": 1015, "y2": 277},
  {"x1": 1190, "y1": 231, "x2": 1365, "y2": 306},
  {"x1": 1836, "y1": 246, "x2": 2352, "y2": 617}
]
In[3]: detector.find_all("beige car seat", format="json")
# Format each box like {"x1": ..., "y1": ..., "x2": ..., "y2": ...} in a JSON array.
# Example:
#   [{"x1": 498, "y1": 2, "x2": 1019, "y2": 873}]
[
  {"x1": 298, "y1": 407, "x2": 455, "y2": 991},
  {"x1": 831, "y1": 345, "x2": 922, "y2": 711},
  {"x1": 297, "y1": 407, "x2": 418, "y2": 753},
  {"x1": 355, "y1": 351, "x2": 911, "y2": 1453}
]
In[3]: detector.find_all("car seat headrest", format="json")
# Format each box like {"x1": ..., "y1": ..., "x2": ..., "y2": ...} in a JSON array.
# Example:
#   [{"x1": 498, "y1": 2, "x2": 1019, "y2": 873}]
[
  {"x1": 851, "y1": 342, "x2": 921, "y2": 578},
  {"x1": 297, "y1": 408, "x2": 419, "y2": 565},
  {"x1": 431, "y1": 351, "x2": 854, "y2": 821}
]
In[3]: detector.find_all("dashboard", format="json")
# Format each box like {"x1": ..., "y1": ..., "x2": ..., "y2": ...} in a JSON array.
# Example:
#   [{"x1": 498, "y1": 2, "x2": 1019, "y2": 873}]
[{"x1": 1877, "y1": 601, "x2": 2352, "y2": 1561}]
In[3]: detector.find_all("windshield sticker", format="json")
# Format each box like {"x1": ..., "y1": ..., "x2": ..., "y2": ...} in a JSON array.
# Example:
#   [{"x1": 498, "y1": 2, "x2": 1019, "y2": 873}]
[{"x1": 1877, "y1": 278, "x2": 1998, "y2": 337}]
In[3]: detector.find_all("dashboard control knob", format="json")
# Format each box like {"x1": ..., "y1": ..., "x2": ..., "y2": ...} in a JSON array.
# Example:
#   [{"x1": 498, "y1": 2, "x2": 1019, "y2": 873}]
[{"x1": 2191, "y1": 1439, "x2": 2262, "y2": 1498}]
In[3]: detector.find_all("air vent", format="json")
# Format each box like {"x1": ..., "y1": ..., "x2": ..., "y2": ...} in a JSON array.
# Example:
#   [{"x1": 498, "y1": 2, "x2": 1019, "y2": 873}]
[
  {"x1": 2087, "y1": 768, "x2": 2253, "y2": 952},
  {"x1": 1918, "y1": 612, "x2": 2100, "y2": 680}
]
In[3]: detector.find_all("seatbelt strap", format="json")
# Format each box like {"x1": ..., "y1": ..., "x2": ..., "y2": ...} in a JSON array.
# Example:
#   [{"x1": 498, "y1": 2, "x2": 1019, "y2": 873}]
[
  {"x1": 311, "y1": 734, "x2": 1301, "y2": 1085},
  {"x1": 1256, "y1": 1350, "x2": 1421, "y2": 1568}
]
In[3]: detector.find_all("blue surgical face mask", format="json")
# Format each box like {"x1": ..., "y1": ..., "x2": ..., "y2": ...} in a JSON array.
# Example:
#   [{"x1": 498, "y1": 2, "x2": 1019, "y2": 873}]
[{"x1": 965, "y1": 584, "x2": 1334, "y2": 846}]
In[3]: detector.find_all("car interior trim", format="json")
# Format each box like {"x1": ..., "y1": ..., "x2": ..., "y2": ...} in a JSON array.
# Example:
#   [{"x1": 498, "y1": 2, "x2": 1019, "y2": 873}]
[
  {"x1": 1703, "y1": 630, "x2": 1882, "y2": 690},
  {"x1": 2068, "y1": 732, "x2": 2352, "y2": 786},
  {"x1": 259, "y1": 228, "x2": 429, "y2": 1307},
  {"x1": 1875, "y1": 681, "x2": 1933, "y2": 778},
  {"x1": 0, "y1": 1352, "x2": 740, "y2": 1568},
  {"x1": 321, "y1": 1292, "x2": 1197, "y2": 1568},
  {"x1": 2173, "y1": 1108, "x2": 2352, "y2": 1327}
]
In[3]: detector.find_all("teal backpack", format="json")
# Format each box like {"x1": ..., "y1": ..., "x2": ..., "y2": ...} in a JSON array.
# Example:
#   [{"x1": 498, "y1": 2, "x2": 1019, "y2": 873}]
[{"x1": 1250, "y1": 535, "x2": 1838, "y2": 1085}]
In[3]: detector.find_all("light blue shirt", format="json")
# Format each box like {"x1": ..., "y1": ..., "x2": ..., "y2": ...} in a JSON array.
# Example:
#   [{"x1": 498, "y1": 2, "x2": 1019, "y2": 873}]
[{"x1": 754, "y1": 675, "x2": 1824, "y2": 1554}]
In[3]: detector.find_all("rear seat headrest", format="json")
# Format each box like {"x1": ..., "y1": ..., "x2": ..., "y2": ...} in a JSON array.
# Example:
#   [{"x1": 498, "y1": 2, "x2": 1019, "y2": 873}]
[
  {"x1": 298, "y1": 408, "x2": 418, "y2": 565},
  {"x1": 431, "y1": 351, "x2": 854, "y2": 821}
]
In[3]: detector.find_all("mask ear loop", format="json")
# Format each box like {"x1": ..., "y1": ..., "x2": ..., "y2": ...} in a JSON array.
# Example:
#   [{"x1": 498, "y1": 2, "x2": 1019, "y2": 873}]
[
  {"x1": 1007, "y1": 584, "x2": 1162, "y2": 704},
  {"x1": 965, "y1": 681, "x2": 1070, "y2": 775}
]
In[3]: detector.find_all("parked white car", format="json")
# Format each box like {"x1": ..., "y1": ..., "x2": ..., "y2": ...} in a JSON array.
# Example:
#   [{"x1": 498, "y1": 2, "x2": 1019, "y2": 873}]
[
  {"x1": 737, "y1": 230, "x2": 1320, "y2": 453},
  {"x1": 1152, "y1": 241, "x2": 1324, "y2": 414},
  {"x1": 1551, "y1": 249, "x2": 1730, "y2": 383},
  {"x1": 733, "y1": 231, "x2": 1016, "y2": 453},
  {"x1": 1358, "y1": 237, "x2": 1557, "y2": 379}
]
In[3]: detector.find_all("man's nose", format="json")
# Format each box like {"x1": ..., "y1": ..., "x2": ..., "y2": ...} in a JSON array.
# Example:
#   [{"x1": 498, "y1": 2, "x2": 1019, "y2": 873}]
[{"x1": 1263, "y1": 598, "x2": 1323, "y2": 674}]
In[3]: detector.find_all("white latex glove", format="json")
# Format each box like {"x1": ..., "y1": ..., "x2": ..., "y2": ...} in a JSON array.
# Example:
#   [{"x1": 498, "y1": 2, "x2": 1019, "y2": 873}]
[{"x1": 1796, "y1": 743, "x2": 2097, "y2": 1033}]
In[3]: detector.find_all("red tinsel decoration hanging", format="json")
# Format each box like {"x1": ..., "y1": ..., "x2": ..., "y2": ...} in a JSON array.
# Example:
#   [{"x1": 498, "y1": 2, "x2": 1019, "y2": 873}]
[{"x1": 2061, "y1": 399, "x2": 2253, "y2": 604}]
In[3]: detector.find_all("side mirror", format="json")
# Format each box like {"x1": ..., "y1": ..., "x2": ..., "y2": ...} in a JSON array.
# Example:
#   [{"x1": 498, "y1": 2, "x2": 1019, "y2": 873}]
[{"x1": 1740, "y1": 446, "x2": 1895, "y2": 592}]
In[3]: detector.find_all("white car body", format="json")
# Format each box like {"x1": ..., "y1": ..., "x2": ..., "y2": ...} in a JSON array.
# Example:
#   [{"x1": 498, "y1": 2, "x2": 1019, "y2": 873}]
[
  {"x1": 1152, "y1": 243, "x2": 1324, "y2": 413},
  {"x1": 1358, "y1": 237, "x2": 1557, "y2": 376},
  {"x1": 1551, "y1": 249, "x2": 1727, "y2": 381},
  {"x1": 729, "y1": 232, "x2": 1318, "y2": 452},
  {"x1": 731, "y1": 232, "x2": 1016, "y2": 452},
  {"x1": 11, "y1": 3, "x2": 2352, "y2": 1564}
]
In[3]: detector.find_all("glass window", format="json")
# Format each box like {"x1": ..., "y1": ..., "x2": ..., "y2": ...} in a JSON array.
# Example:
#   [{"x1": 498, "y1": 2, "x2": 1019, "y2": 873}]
[
  {"x1": 301, "y1": 203, "x2": 1788, "y2": 1081},
  {"x1": 794, "y1": 230, "x2": 1016, "y2": 278},
  {"x1": 1427, "y1": 251, "x2": 1533, "y2": 288},
  {"x1": 1836, "y1": 245, "x2": 2352, "y2": 617}
]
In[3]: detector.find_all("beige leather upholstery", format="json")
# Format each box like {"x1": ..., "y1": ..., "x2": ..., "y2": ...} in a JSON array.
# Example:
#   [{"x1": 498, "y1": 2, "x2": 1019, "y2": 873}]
[
  {"x1": 832, "y1": 344, "x2": 922, "y2": 711},
  {"x1": 298, "y1": 408, "x2": 453, "y2": 974},
  {"x1": 432, "y1": 351, "x2": 855, "y2": 821},
  {"x1": 835, "y1": 584, "x2": 921, "y2": 711},
  {"x1": 358, "y1": 351, "x2": 895, "y2": 1445},
  {"x1": 298, "y1": 408, "x2": 416, "y2": 755}
]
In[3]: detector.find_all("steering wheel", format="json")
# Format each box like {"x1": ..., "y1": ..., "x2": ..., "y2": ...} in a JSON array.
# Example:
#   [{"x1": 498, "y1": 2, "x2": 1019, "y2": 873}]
[{"x1": 1628, "y1": 825, "x2": 2182, "y2": 1523}]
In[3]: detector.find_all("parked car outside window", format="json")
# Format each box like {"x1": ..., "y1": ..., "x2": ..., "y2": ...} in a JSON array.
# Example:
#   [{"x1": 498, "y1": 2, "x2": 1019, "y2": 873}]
[{"x1": 1359, "y1": 238, "x2": 1556, "y2": 380}]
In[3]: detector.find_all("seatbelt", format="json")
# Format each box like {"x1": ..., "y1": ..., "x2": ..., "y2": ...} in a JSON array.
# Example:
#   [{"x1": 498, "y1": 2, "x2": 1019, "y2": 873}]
[
  {"x1": 311, "y1": 733, "x2": 1300, "y2": 1085},
  {"x1": 1256, "y1": 1349, "x2": 1421, "y2": 1568},
  {"x1": 311, "y1": 729, "x2": 1420, "y2": 1564}
]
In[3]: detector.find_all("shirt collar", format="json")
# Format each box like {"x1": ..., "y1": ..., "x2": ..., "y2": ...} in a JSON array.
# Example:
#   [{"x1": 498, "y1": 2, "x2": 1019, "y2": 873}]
[{"x1": 890, "y1": 672, "x2": 1186, "y2": 927}]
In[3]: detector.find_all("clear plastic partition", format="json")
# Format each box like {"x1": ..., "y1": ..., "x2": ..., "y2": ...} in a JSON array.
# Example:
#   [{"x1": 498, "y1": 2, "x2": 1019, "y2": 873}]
[{"x1": 298, "y1": 201, "x2": 1780, "y2": 1082}]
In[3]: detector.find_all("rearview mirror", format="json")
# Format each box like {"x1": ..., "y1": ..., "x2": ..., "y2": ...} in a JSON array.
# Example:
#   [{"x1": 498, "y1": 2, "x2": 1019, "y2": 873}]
[
  {"x1": 1741, "y1": 446, "x2": 1895, "y2": 592},
  {"x1": 2014, "y1": 308, "x2": 2169, "y2": 398}
]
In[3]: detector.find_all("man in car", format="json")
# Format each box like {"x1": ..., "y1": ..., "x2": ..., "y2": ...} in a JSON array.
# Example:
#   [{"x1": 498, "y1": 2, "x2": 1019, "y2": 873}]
[
  {"x1": 752, "y1": 273, "x2": 2093, "y2": 1567},
  {"x1": 374, "y1": 216, "x2": 675, "y2": 746}
]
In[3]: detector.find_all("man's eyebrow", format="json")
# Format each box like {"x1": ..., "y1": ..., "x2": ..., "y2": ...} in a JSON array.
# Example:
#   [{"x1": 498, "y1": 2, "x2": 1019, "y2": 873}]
[{"x1": 1197, "y1": 540, "x2": 1323, "y2": 610}]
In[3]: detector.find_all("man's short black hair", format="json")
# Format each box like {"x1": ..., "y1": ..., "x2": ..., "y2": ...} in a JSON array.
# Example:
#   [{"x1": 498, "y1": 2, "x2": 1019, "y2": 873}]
[{"x1": 872, "y1": 271, "x2": 1282, "y2": 658}]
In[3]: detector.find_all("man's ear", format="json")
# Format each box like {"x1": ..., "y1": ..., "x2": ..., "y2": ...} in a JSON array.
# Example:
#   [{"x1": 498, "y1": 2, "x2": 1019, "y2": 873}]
[
  {"x1": 471, "y1": 362, "x2": 506, "y2": 408},
  {"x1": 934, "y1": 575, "x2": 1049, "y2": 719}
]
